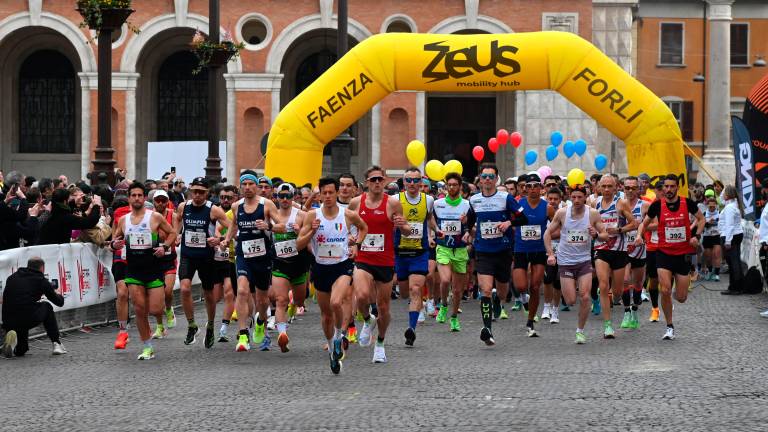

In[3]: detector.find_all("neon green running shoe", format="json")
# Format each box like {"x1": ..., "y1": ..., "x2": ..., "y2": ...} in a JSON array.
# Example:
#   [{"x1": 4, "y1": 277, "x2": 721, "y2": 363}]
[
  {"x1": 165, "y1": 308, "x2": 176, "y2": 329},
  {"x1": 510, "y1": 300, "x2": 522, "y2": 311},
  {"x1": 499, "y1": 308, "x2": 509, "y2": 320},
  {"x1": 355, "y1": 310, "x2": 364, "y2": 322},
  {"x1": 436, "y1": 305, "x2": 448, "y2": 323},
  {"x1": 620, "y1": 311, "x2": 632, "y2": 329},
  {"x1": 252, "y1": 322, "x2": 266, "y2": 344},
  {"x1": 629, "y1": 310, "x2": 640, "y2": 329},
  {"x1": 151, "y1": 325, "x2": 166, "y2": 339},
  {"x1": 575, "y1": 331, "x2": 587, "y2": 344},
  {"x1": 235, "y1": 334, "x2": 250, "y2": 352},
  {"x1": 137, "y1": 346, "x2": 155, "y2": 360},
  {"x1": 603, "y1": 320, "x2": 615, "y2": 339},
  {"x1": 287, "y1": 304, "x2": 297, "y2": 321},
  {"x1": 449, "y1": 316, "x2": 461, "y2": 332}
]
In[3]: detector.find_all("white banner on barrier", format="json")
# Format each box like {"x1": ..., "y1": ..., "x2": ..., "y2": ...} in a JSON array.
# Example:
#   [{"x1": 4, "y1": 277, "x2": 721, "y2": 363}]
[{"x1": 741, "y1": 220, "x2": 762, "y2": 274}]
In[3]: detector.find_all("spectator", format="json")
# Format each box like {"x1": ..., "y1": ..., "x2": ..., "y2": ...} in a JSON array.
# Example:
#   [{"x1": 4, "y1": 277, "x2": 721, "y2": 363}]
[
  {"x1": 0, "y1": 182, "x2": 31, "y2": 250},
  {"x1": 156, "y1": 179, "x2": 169, "y2": 192},
  {"x1": 144, "y1": 179, "x2": 157, "y2": 191},
  {"x1": 720, "y1": 185, "x2": 744, "y2": 295},
  {"x1": 169, "y1": 178, "x2": 186, "y2": 206},
  {"x1": 4, "y1": 171, "x2": 26, "y2": 194},
  {"x1": 2, "y1": 257, "x2": 67, "y2": 357},
  {"x1": 58, "y1": 175, "x2": 69, "y2": 189},
  {"x1": 38, "y1": 188, "x2": 102, "y2": 245},
  {"x1": 0, "y1": 169, "x2": 4, "y2": 189},
  {"x1": 37, "y1": 178, "x2": 54, "y2": 201}
]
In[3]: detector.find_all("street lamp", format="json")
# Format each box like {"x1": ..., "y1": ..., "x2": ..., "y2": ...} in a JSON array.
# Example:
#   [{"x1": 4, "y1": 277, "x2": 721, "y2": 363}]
[
  {"x1": 754, "y1": 55, "x2": 767, "y2": 67},
  {"x1": 693, "y1": 73, "x2": 705, "y2": 82}
]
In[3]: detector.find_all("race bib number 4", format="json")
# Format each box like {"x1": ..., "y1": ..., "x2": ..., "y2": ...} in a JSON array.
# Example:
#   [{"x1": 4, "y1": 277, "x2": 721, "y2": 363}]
[
  {"x1": 664, "y1": 226, "x2": 686, "y2": 243},
  {"x1": 184, "y1": 231, "x2": 207, "y2": 248},
  {"x1": 129, "y1": 232, "x2": 152, "y2": 250},
  {"x1": 242, "y1": 238, "x2": 267, "y2": 258},
  {"x1": 441, "y1": 220, "x2": 461, "y2": 234},
  {"x1": 521, "y1": 225, "x2": 541, "y2": 241},
  {"x1": 480, "y1": 221, "x2": 502, "y2": 239},
  {"x1": 275, "y1": 239, "x2": 298, "y2": 259},
  {"x1": 566, "y1": 229, "x2": 589, "y2": 245},
  {"x1": 361, "y1": 234, "x2": 385, "y2": 252},
  {"x1": 317, "y1": 242, "x2": 344, "y2": 259}
]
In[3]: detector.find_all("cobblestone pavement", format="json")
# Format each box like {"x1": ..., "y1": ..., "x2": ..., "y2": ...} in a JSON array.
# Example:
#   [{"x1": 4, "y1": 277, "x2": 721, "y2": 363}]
[{"x1": 2, "y1": 275, "x2": 768, "y2": 431}]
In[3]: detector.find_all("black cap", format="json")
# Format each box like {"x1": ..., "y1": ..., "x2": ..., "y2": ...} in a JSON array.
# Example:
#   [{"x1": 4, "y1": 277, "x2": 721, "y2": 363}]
[
  {"x1": 526, "y1": 173, "x2": 541, "y2": 183},
  {"x1": 191, "y1": 177, "x2": 209, "y2": 188}
]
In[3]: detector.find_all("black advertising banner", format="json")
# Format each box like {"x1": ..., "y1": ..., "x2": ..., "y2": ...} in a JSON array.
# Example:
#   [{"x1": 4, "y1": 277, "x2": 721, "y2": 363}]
[
  {"x1": 743, "y1": 73, "x2": 768, "y2": 212},
  {"x1": 732, "y1": 116, "x2": 755, "y2": 220}
]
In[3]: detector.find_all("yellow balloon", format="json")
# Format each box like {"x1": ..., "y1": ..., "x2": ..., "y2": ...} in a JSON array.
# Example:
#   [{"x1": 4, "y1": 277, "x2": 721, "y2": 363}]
[
  {"x1": 406, "y1": 140, "x2": 426, "y2": 167},
  {"x1": 567, "y1": 168, "x2": 586, "y2": 186},
  {"x1": 444, "y1": 159, "x2": 463, "y2": 176},
  {"x1": 425, "y1": 160, "x2": 445, "y2": 181}
]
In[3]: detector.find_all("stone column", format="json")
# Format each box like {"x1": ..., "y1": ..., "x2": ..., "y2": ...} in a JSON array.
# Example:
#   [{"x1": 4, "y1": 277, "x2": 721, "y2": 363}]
[{"x1": 700, "y1": 0, "x2": 735, "y2": 184}]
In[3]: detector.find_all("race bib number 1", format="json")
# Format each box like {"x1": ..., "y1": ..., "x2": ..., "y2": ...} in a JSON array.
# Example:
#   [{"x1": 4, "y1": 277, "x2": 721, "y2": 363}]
[
  {"x1": 317, "y1": 243, "x2": 343, "y2": 259},
  {"x1": 361, "y1": 234, "x2": 385, "y2": 252},
  {"x1": 480, "y1": 221, "x2": 502, "y2": 239}
]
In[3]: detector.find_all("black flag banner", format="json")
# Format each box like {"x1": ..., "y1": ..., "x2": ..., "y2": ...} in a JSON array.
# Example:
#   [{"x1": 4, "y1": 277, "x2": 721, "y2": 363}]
[{"x1": 743, "y1": 73, "x2": 768, "y2": 211}]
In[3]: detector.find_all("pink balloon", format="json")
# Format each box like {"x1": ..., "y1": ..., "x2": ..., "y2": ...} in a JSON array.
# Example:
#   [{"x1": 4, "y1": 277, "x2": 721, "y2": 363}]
[
  {"x1": 472, "y1": 145, "x2": 485, "y2": 162},
  {"x1": 488, "y1": 137, "x2": 499, "y2": 154},
  {"x1": 510, "y1": 132, "x2": 523, "y2": 148},
  {"x1": 496, "y1": 129, "x2": 509, "y2": 146},
  {"x1": 537, "y1": 165, "x2": 552, "y2": 180}
]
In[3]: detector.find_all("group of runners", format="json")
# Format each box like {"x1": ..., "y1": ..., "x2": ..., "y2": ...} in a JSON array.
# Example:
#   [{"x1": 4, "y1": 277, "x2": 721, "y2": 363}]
[{"x1": 107, "y1": 163, "x2": 706, "y2": 374}]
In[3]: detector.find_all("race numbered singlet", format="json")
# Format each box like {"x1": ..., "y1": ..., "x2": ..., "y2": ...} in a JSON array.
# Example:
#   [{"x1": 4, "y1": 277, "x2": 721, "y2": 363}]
[
  {"x1": 514, "y1": 197, "x2": 548, "y2": 253},
  {"x1": 356, "y1": 193, "x2": 395, "y2": 267},
  {"x1": 623, "y1": 199, "x2": 645, "y2": 259},
  {"x1": 181, "y1": 200, "x2": 214, "y2": 259},
  {"x1": 657, "y1": 198, "x2": 695, "y2": 256},
  {"x1": 215, "y1": 210, "x2": 236, "y2": 263},
  {"x1": 469, "y1": 191, "x2": 523, "y2": 253},
  {"x1": 594, "y1": 195, "x2": 623, "y2": 251},
  {"x1": 125, "y1": 211, "x2": 159, "y2": 268},
  {"x1": 113, "y1": 205, "x2": 131, "y2": 263},
  {"x1": 434, "y1": 197, "x2": 470, "y2": 248},
  {"x1": 235, "y1": 197, "x2": 272, "y2": 260},
  {"x1": 703, "y1": 209, "x2": 720, "y2": 237},
  {"x1": 557, "y1": 205, "x2": 592, "y2": 266},
  {"x1": 273, "y1": 207, "x2": 300, "y2": 261},
  {"x1": 395, "y1": 192, "x2": 428, "y2": 255},
  {"x1": 312, "y1": 207, "x2": 349, "y2": 265}
]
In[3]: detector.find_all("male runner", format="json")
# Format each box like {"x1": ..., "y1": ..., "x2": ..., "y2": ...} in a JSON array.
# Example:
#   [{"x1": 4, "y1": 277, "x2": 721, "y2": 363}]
[
  {"x1": 150, "y1": 189, "x2": 180, "y2": 339},
  {"x1": 110, "y1": 199, "x2": 132, "y2": 349},
  {"x1": 111, "y1": 182, "x2": 177, "y2": 359},
  {"x1": 395, "y1": 167, "x2": 435, "y2": 347},
  {"x1": 433, "y1": 172, "x2": 470, "y2": 331},
  {"x1": 592, "y1": 175, "x2": 638, "y2": 338},
  {"x1": 644, "y1": 180, "x2": 664, "y2": 322},
  {"x1": 544, "y1": 185, "x2": 608, "y2": 344},
  {"x1": 176, "y1": 177, "x2": 230, "y2": 348},
  {"x1": 222, "y1": 170, "x2": 279, "y2": 352},
  {"x1": 350, "y1": 165, "x2": 409, "y2": 363},
  {"x1": 298, "y1": 177, "x2": 367, "y2": 374},
  {"x1": 214, "y1": 185, "x2": 238, "y2": 341},
  {"x1": 701, "y1": 194, "x2": 722, "y2": 281},
  {"x1": 621, "y1": 176, "x2": 649, "y2": 330},
  {"x1": 337, "y1": 173, "x2": 359, "y2": 342},
  {"x1": 466, "y1": 163, "x2": 528, "y2": 346},
  {"x1": 541, "y1": 187, "x2": 563, "y2": 323},
  {"x1": 638, "y1": 174, "x2": 705, "y2": 340},
  {"x1": 513, "y1": 174, "x2": 556, "y2": 337}
]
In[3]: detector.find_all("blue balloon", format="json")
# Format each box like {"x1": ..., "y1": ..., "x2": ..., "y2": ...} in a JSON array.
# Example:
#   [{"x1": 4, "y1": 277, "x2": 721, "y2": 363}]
[
  {"x1": 563, "y1": 141, "x2": 575, "y2": 158},
  {"x1": 545, "y1": 146, "x2": 558, "y2": 162},
  {"x1": 594, "y1": 154, "x2": 608, "y2": 171},
  {"x1": 550, "y1": 131, "x2": 564, "y2": 147},
  {"x1": 525, "y1": 150, "x2": 538, "y2": 165},
  {"x1": 574, "y1": 139, "x2": 587, "y2": 156}
]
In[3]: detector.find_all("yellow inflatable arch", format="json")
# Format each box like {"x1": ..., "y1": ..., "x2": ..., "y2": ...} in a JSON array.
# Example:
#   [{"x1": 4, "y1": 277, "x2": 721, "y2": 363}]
[{"x1": 266, "y1": 31, "x2": 687, "y2": 192}]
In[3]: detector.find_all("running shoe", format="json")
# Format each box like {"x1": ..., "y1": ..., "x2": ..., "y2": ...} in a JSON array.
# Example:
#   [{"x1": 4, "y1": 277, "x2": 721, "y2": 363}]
[
  {"x1": 480, "y1": 327, "x2": 495, "y2": 346},
  {"x1": 541, "y1": 304, "x2": 551, "y2": 320},
  {"x1": 166, "y1": 308, "x2": 176, "y2": 328},
  {"x1": 152, "y1": 326, "x2": 167, "y2": 339},
  {"x1": 436, "y1": 305, "x2": 448, "y2": 323},
  {"x1": 499, "y1": 307, "x2": 509, "y2": 320},
  {"x1": 347, "y1": 326, "x2": 358, "y2": 343},
  {"x1": 526, "y1": 326, "x2": 538, "y2": 338},
  {"x1": 575, "y1": 331, "x2": 587, "y2": 344},
  {"x1": 662, "y1": 327, "x2": 675, "y2": 340},
  {"x1": 204, "y1": 326, "x2": 215, "y2": 349},
  {"x1": 184, "y1": 326, "x2": 199, "y2": 345},
  {"x1": 218, "y1": 326, "x2": 230, "y2": 343},
  {"x1": 267, "y1": 316, "x2": 276, "y2": 331},
  {"x1": 712, "y1": 275, "x2": 720, "y2": 282},
  {"x1": 231, "y1": 310, "x2": 238, "y2": 322},
  {"x1": 372, "y1": 344, "x2": 387, "y2": 363},
  {"x1": 417, "y1": 309, "x2": 426, "y2": 323},
  {"x1": 760, "y1": 309, "x2": 768, "y2": 318},
  {"x1": 560, "y1": 303, "x2": 570, "y2": 311},
  {"x1": 603, "y1": 321, "x2": 615, "y2": 339},
  {"x1": 278, "y1": 332, "x2": 290, "y2": 353},
  {"x1": 287, "y1": 304, "x2": 297, "y2": 322},
  {"x1": 592, "y1": 298, "x2": 601, "y2": 316},
  {"x1": 511, "y1": 300, "x2": 522, "y2": 311},
  {"x1": 297, "y1": 306, "x2": 306, "y2": 315},
  {"x1": 236, "y1": 334, "x2": 250, "y2": 352},
  {"x1": 332, "y1": 337, "x2": 344, "y2": 361},
  {"x1": 137, "y1": 346, "x2": 154, "y2": 360},
  {"x1": 426, "y1": 300, "x2": 436, "y2": 317},
  {"x1": 649, "y1": 307, "x2": 660, "y2": 322},
  {"x1": 358, "y1": 318, "x2": 377, "y2": 347},
  {"x1": 114, "y1": 331, "x2": 129, "y2": 350},
  {"x1": 252, "y1": 322, "x2": 266, "y2": 345},
  {"x1": 449, "y1": 316, "x2": 461, "y2": 332},
  {"x1": 641, "y1": 289, "x2": 650, "y2": 302},
  {"x1": 620, "y1": 311, "x2": 632, "y2": 329},
  {"x1": 330, "y1": 352, "x2": 342, "y2": 374},
  {"x1": 404, "y1": 327, "x2": 416, "y2": 347},
  {"x1": 259, "y1": 334, "x2": 271, "y2": 351},
  {"x1": 550, "y1": 309, "x2": 560, "y2": 324},
  {"x1": 2, "y1": 330, "x2": 17, "y2": 358}
]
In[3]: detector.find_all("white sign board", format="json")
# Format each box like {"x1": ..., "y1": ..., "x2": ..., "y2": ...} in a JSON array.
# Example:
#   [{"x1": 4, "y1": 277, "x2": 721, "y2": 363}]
[{"x1": 147, "y1": 141, "x2": 227, "y2": 182}]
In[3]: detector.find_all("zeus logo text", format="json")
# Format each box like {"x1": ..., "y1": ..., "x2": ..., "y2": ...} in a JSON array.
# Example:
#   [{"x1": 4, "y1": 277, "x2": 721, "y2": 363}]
[{"x1": 422, "y1": 40, "x2": 521, "y2": 83}]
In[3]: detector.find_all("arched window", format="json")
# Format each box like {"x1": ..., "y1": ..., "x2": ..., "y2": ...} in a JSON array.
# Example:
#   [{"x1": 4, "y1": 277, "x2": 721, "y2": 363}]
[
  {"x1": 18, "y1": 50, "x2": 76, "y2": 153},
  {"x1": 295, "y1": 49, "x2": 336, "y2": 98},
  {"x1": 157, "y1": 51, "x2": 208, "y2": 141}
]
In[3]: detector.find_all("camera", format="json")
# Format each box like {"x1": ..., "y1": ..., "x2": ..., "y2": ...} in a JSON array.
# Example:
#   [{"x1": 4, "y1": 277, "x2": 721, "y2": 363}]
[{"x1": 50, "y1": 279, "x2": 59, "y2": 289}]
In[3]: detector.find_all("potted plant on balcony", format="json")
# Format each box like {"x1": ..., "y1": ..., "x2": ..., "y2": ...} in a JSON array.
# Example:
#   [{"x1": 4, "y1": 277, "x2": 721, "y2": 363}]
[
  {"x1": 190, "y1": 29, "x2": 245, "y2": 75},
  {"x1": 77, "y1": 0, "x2": 139, "y2": 38}
]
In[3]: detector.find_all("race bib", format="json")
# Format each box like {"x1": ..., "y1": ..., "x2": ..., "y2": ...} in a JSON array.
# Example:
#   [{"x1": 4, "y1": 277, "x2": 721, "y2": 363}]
[
  {"x1": 120, "y1": 246, "x2": 127, "y2": 260},
  {"x1": 521, "y1": 225, "x2": 541, "y2": 241},
  {"x1": 551, "y1": 239, "x2": 560, "y2": 254},
  {"x1": 650, "y1": 230, "x2": 659, "y2": 244},
  {"x1": 317, "y1": 242, "x2": 344, "y2": 259},
  {"x1": 480, "y1": 221, "x2": 502, "y2": 239},
  {"x1": 184, "y1": 230, "x2": 207, "y2": 248},
  {"x1": 405, "y1": 224, "x2": 423, "y2": 239},
  {"x1": 242, "y1": 238, "x2": 267, "y2": 258},
  {"x1": 275, "y1": 239, "x2": 298, "y2": 259},
  {"x1": 214, "y1": 248, "x2": 230, "y2": 262},
  {"x1": 624, "y1": 231, "x2": 637, "y2": 244},
  {"x1": 441, "y1": 220, "x2": 461, "y2": 234},
  {"x1": 361, "y1": 234, "x2": 385, "y2": 252},
  {"x1": 129, "y1": 232, "x2": 152, "y2": 250},
  {"x1": 566, "y1": 229, "x2": 589, "y2": 245},
  {"x1": 664, "y1": 226, "x2": 687, "y2": 243}
]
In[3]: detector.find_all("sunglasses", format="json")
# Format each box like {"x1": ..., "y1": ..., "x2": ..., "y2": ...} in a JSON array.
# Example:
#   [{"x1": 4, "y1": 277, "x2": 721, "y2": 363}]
[
  {"x1": 219, "y1": 195, "x2": 234, "y2": 200},
  {"x1": 526, "y1": 182, "x2": 541, "y2": 188},
  {"x1": 367, "y1": 176, "x2": 385, "y2": 183},
  {"x1": 545, "y1": 183, "x2": 557, "y2": 187},
  {"x1": 277, "y1": 193, "x2": 293, "y2": 200},
  {"x1": 404, "y1": 178, "x2": 421, "y2": 184},
  {"x1": 480, "y1": 173, "x2": 496, "y2": 180},
  {"x1": 624, "y1": 186, "x2": 638, "y2": 191}
]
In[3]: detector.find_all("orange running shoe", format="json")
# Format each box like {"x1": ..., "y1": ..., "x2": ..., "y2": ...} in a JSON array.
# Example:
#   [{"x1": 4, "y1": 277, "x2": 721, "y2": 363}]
[
  {"x1": 114, "y1": 331, "x2": 129, "y2": 350},
  {"x1": 649, "y1": 307, "x2": 660, "y2": 322},
  {"x1": 278, "y1": 332, "x2": 289, "y2": 353}
]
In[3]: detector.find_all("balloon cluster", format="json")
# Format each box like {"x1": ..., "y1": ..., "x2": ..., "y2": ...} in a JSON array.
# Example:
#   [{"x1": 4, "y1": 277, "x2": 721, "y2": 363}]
[
  {"x1": 473, "y1": 129, "x2": 522, "y2": 163},
  {"x1": 406, "y1": 140, "x2": 464, "y2": 181}
]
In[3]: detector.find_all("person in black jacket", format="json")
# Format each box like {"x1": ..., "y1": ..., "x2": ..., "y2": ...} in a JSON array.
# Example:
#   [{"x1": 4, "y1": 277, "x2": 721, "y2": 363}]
[
  {"x1": 0, "y1": 183, "x2": 31, "y2": 250},
  {"x1": 38, "y1": 188, "x2": 102, "y2": 245},
  {"x1": 2, "y1": 257, "x2": 66, "y2": 357}
]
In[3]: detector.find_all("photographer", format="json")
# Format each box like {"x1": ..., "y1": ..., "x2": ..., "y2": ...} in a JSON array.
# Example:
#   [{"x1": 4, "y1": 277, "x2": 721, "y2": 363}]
[
  {"x1": 38, "y1": 188, "x2": 102, "y2": 245},
  {"x1": 0, "y1": 181, "x2": 32, "y2": 250},
  {"x1": 2, "y1": 257, "x2": 66, "y2": 357}
]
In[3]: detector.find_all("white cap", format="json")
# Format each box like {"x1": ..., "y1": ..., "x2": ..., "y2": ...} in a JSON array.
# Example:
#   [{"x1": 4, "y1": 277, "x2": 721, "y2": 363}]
[{"x1": 153, "y1": 189, "x2": 169, "y2": 200}]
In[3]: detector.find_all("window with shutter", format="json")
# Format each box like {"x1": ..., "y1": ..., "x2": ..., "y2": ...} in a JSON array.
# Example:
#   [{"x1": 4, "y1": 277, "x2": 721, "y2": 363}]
[{"x1": 681, "y1": 101, "x2": 694, "y2": 142}]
